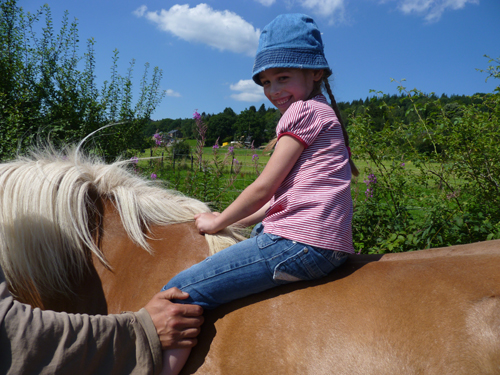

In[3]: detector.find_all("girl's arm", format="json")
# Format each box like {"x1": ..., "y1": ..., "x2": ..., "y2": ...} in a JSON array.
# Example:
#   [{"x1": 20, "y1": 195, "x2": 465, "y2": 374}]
[
  {"x1": 234, "y1": 201, "x2": 270, "y2": 228},
  {"x1": 195, "y1": 136, "x2": 304, "y2": 234}
]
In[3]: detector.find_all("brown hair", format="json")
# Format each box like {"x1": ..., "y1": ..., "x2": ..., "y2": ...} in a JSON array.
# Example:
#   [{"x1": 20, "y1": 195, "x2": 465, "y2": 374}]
[{"x1": 317, "y1": 73, "x2": 359, "y2": 177}]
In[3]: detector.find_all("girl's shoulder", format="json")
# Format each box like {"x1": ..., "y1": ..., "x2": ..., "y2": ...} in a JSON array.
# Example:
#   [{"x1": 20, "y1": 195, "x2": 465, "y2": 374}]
[{"x1": 284, "y1": 95, "x2": 330, "y2": 118}]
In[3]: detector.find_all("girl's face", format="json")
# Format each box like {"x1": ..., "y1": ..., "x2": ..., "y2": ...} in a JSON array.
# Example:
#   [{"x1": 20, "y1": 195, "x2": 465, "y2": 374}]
[{"x1": 259, "y1": 68, "x2": 323, "y2": 114}]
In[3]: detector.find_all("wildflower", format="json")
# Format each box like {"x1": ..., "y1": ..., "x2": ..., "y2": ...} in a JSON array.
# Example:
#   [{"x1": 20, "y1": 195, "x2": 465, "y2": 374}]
[
  {"x1": 228, "y1": 146, "x2": 234, "y2": 153},
  {"x1": 401, "y1": 162, "x2": 406, "y2": 167},
  {"x1": 192, "y1": 109, "x2": 207, "y2": 168},
  {"x1": 150, "y1": 173, "x2": 157, "y2": 180},
  {"x1": 130, "y1": 156, "x2": 139, "y2": 164},
  {"x1": 153, "y1": 132, "x2": 163, "y2": 146},
  {"x1": 233, "y1": 158, "x2": 239, "y2": 164},
  {"x1": 252, "y1": 154, "x2": 259, "y2": 161},
  {"x1": 363, "y1": 173, "x2": 377, "y2": 199},
  {"x1": 212, "y1": 137, "x2": 221, "y2": 155}
]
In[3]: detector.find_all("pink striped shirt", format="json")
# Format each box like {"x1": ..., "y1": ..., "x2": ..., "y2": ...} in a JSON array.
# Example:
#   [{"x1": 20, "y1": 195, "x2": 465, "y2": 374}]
[{"x1": 262, "y1": 95, "x2": 354, "y2": 254}]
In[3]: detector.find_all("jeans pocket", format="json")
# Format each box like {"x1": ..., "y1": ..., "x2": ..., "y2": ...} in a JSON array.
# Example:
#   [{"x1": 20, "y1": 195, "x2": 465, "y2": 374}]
[
  {"x1": 313, "y1": 247, "x2": 349, "y2": 268},
  {"x1": 273, "y1": 246, "x2": 330, "y2": 285},
  {"x1": 256, "y1": 232, "x2": 283, "y2": 249}
]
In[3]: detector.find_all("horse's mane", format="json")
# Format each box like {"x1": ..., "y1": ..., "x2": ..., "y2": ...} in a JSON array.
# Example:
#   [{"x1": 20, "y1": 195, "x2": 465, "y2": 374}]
[{"x1": 0, "y1": 146, "x2": 245, "y2": 303}]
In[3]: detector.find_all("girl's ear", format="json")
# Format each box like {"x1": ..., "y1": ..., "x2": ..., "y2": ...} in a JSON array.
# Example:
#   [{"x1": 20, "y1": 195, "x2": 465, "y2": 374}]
[{"x1": 313, "y1": 69, "x2": 324, "y2": 82}]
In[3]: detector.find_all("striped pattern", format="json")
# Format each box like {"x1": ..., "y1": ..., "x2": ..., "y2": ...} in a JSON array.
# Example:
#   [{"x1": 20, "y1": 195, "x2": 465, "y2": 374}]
[{"x1": 263, "y1": 95, "x2": 354, "y2": 254}]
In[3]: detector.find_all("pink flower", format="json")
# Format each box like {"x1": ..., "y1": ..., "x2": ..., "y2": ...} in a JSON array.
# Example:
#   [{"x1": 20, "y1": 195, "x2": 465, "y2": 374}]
[
  {"x1": 130, "y1": 156, "x2": 139, "y2": 164},
  {"x1": 193, "y1": 111, "x2": 201, "y2": 120},
  {"x1": 150, "y1": 173, "x2": 157, "y2": 180}
]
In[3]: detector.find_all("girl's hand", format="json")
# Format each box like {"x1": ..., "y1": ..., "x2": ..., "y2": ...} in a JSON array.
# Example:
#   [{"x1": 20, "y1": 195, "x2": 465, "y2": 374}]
[{"x1": 194, "y1": 212, "x2": 221, "y2": 234}]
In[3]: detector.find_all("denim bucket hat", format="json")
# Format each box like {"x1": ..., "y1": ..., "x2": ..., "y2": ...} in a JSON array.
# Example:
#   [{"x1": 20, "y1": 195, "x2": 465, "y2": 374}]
[{"x1": 252, "y1": 13, "x2": 331, "y2": 86}]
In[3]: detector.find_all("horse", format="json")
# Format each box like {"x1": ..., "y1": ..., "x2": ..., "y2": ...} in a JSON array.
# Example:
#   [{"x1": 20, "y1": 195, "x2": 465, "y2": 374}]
[{"x1": 1, "y1": 147, "x2": 500, "y2": 374}]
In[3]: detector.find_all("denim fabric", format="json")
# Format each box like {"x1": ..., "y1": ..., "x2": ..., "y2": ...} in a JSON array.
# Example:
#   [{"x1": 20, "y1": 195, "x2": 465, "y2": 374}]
[
  {"x1": 252, "y1": 14, "x2": 331, "y2": 85},
  {"x1": 250, "y1": 222, "x2": 264, "y2": 238},
  {"x1": 162, "y1": 232, "x2": 348, "y2": 310}
]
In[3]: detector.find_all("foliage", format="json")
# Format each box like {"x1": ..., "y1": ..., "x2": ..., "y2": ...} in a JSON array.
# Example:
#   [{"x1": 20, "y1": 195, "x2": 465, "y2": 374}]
[
  {"x1": 0, "y1": 0, "x2": 165, "y2": 160},
  {"x1": 350, "y1": 57, "x2": 500, "y2": 254},
  {"x1": 145, "y1": 104, "x2": 280, "y2": 148},
  {"x1": 140, "y1": 112, "x2": 246, "y2": 211}
]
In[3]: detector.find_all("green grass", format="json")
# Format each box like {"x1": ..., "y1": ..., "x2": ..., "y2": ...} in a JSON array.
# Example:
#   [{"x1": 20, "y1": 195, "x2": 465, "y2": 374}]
[{"x1": 134, "y1": 143, "x2": 450, "y2": 214}]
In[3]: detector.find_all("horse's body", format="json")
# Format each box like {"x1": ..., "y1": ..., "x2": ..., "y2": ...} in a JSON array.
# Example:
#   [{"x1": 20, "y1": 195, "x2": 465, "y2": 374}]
[{"x1": 1, "y1": 149, "x2": 500, "y2": 374}]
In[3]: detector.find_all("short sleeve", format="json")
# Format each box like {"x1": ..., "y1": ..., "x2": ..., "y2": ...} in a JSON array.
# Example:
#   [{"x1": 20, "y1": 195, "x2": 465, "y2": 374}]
[{"x1": 276, "y1": 101, "x2": 322, "y2": 148}]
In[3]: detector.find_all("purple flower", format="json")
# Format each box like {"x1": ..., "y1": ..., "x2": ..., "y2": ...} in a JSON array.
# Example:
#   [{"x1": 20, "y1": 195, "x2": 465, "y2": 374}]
[
  {"x1": 401, "y1": 163, "x2": 406, "y2": 167},
  {"x1": 153, "y1": 133, "x2": 163, "y2": 146},
  {"x1": 193, "y1": 111, "x2": 201, "y2": 120},
  {"x1": 364, "y1": 174, "x2": 377, "y2": 199},
  {"x1": 150, "y1": 173, "x2": 157, "y2": 180},
  {"x1": 252, "y1": 154, "x2": 259, "y2": 161},
  {"x1": 213, "y1": 144, "x2": 219, "y2": 150},
  {"x1": 233, "y1": 158, "x2": 239, "y2": 164},
  {"x1": 130, "y1": 156, "x2": 139, "y2": 164},
  {"x1": 228, "y1": 146, "x2": 234, "y2": 153}
]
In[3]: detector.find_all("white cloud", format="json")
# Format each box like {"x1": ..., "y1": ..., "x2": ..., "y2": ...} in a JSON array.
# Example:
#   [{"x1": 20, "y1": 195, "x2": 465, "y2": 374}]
[
  {"x1": 165, "y1": 89, "x2": 181, "y2": 97},
  {"x1": 230, "y1": 79, "x2": 266, "y2": 102},
  {"x1": 132, "y1": 5, "x2": 147, "y2": 17},
  {"x1": 298, "y1": 0, "x2": 345, "y2": 17},
  {"x1": 134, "y1": 4, "x2": 260, "y2": 56},
  {"x1": 393, "y1": 0, "x2": 479, "y2": 22},
  {"x1": 254, "y1": 0, "x2": 277, "y2": 5}
]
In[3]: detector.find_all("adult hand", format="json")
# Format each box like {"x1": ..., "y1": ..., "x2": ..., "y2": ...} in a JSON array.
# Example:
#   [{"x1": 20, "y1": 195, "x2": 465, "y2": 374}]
[
  {"x1": 144, "y1": 288, "x2": 204, "y2": 350},
  {"x1": 194, "y1": 212, "x2": 221, "y2": 234}
]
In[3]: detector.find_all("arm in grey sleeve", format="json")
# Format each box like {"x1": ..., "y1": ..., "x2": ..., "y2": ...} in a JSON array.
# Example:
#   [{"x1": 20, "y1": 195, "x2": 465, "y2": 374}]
[{"x1": 0, "y1": 267, "x2": 162, "y2": 375}]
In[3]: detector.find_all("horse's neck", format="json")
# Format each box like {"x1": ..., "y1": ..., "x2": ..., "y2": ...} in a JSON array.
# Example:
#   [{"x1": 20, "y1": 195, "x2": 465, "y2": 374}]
[{"x1": 91, "y1": 199, "x2": 210, "y2": 313}]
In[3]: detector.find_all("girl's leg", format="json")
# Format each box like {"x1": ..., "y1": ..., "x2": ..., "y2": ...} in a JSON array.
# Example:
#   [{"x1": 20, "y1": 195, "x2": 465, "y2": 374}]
[
  {"x1": 162, "y1": 233, "x2": 348, "y2": 310},
  {"x1": 162, "y1": 235, "x2": 276, "y2": 310},
  {"x1": 159, "y1": 236, "x2": 273, "y2": 374},
  {"x1": 160, "y1": 234, "x2": 348, "y2": 373}
]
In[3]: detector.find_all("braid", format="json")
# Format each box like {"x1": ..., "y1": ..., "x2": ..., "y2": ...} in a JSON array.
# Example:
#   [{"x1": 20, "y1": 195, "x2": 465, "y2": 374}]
[{"x1": 323, "y1": 77, "x2": 359, "y2": 177}]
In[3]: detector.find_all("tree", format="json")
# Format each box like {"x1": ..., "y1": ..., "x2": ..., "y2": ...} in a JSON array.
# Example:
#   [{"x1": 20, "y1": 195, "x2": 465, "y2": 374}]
[
  {"x1": 0, "y1": 0, "x2": 165, "y2": 160},
  {"x1": 206, "y1": 107, "x2": 237, "y2": 145}
]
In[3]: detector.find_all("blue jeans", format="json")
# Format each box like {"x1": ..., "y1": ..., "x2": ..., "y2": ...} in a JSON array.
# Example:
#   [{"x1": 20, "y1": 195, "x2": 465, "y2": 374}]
[{"x1": 162, "y1": 232, "x2": 348, "y2": 310}]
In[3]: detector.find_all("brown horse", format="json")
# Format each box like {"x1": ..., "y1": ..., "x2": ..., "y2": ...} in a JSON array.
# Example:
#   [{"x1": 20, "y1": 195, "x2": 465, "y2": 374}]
[{"x1": 1, "y1": 148, "x2": 500, "y2": 374}]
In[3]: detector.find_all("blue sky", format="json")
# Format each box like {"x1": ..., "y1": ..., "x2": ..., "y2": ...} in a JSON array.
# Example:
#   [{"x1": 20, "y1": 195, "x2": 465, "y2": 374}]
[{"x1": 19, "y1": 0, "x2": 499, "y2": 120}]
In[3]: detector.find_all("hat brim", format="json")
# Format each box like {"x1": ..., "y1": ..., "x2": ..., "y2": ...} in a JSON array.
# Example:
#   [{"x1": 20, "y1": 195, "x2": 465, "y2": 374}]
[{"x1": 252, "y1": 47, "x2": 331, "y2": 85}]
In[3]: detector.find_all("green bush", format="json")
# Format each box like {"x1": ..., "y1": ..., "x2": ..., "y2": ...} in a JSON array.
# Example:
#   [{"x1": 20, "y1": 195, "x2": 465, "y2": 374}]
[
  {"x1": 350, "y1": 56, "x2": 500, "y2": 254},
  {"x1": 0, "y1": 0, "x2": 164, "y2": 160},
  {"x1": 172, "y1": 140, "x2": 191, "y2": 160}
]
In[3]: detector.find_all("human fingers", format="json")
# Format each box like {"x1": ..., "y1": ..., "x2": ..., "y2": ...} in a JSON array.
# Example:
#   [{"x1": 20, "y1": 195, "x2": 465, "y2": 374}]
[
  {"x1": 170, "y1": 337, "x2": 199, "y2": 349},
  {"x1": 173, "y1": 315, "x2": 205, "y2": 329},
  {"x1": 152, "y1": 289, "x2": 204, "y2": 317},
  {"x1": 158, "y1": 287, "x2": 189, "y2": 301}
]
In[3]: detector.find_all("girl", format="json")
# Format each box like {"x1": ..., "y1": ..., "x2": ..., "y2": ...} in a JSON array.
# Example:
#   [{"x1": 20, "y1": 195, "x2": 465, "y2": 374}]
[{"x1": 161, "y1": 13, "x2": 359, "y2": 374}]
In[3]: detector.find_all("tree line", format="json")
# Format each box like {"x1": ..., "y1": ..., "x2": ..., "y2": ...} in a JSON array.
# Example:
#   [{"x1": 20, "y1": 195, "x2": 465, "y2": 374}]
[{"x1": 145, "y1": 91, "x2": 489, "y2": 150}]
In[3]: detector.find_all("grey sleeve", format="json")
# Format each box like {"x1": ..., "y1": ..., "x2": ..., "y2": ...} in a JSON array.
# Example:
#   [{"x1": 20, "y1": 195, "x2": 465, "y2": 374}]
[{"x1": 0, "y1": 267, "x2": 162, "y2": 375}]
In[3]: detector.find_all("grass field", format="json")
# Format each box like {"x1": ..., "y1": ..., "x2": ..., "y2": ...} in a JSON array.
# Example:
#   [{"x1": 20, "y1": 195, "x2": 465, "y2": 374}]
[{"x1": 134, "y1": 141, "x2": 442, "y2": 212}]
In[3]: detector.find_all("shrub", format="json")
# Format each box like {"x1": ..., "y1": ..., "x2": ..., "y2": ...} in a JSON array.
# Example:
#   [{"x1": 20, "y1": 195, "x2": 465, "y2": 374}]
[{"x1": 350, "y1": 56, "x2": 500, "y2": 253}]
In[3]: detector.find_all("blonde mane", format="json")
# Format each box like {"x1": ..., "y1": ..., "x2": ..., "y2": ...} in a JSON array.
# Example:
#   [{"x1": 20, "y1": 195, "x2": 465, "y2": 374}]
[{"x1": 0, "y1": 146, "x2": 245, "y2": 302}]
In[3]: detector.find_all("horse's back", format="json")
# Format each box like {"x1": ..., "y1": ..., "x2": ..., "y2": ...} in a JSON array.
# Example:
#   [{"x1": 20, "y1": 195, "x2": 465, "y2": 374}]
[{"x1": 185, "y1": 242, "x2": 500, "y2": 374}]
